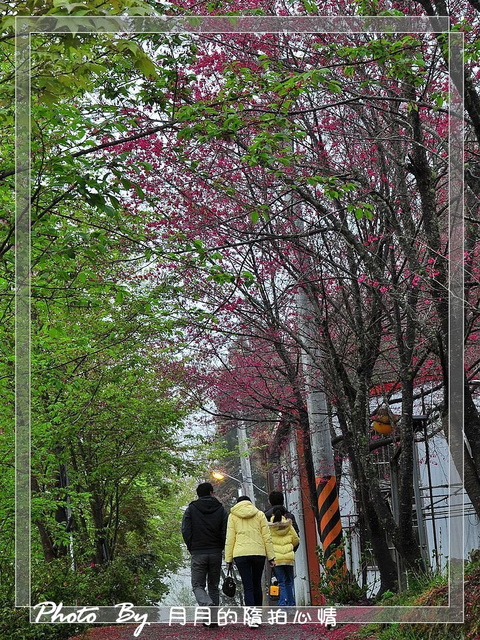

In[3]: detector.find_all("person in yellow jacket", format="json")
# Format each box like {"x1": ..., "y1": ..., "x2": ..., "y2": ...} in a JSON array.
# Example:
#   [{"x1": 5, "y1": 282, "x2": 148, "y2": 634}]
[
  {"x1": 268, "y1": 507, "x2": 300, "y2": 606},
  {"x1": 225, "y1": 496, "x2": 276, "y2": 609}
]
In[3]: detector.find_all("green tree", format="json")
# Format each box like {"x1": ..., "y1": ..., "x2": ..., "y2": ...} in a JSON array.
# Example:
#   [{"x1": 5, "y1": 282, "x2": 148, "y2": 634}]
[{"x1": 0, "y1": 6, "x2": 205, "y2": 630}]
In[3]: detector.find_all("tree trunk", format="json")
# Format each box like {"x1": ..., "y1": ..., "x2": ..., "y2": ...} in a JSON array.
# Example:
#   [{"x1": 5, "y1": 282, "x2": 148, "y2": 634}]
[
  {"x1": 90, "y1": 493, "x2": 109, "y2": 565},
  {"x1": 299, "y1": 405, "x2": 320, "y2": 519},
  {"x1": 346, "y1": 439, "x2": 399, "y2": 594},
  {"x1": 414, "y1": 0, "x2": 480, "y2": 511},
  {"x1": 35, "y1": 521, "x2": 56, "y2": 563},
  {"x1": 31, "y1": 475, "x2": 57, "y2": 562},
  {"x1": 397, "y1": 378, "x2": 425, "y2": 572}
]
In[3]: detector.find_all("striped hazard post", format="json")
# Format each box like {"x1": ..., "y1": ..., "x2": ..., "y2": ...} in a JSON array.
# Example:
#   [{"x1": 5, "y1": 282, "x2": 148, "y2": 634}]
[{"x1": 316, "y1": 475, "x2": 347, "y2": 578}]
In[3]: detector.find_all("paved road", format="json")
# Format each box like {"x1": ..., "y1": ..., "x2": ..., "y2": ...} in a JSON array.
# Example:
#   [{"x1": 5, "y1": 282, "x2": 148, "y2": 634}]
[{"x1": 69, "y1": 622, "x2": 364, "y2": 640}]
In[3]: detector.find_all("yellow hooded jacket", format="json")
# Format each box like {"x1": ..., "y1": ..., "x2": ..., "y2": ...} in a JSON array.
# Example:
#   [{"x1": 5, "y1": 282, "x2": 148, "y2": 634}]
[
  {"x1": 225, "y1": 500, "x2": 275, "y2": 563},
  {"x1": 268, "y1": 516, "x2": 300, "y2": 566}
]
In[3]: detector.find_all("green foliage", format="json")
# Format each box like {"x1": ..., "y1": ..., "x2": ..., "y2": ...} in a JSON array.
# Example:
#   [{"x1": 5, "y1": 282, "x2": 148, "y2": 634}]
[
  {"x1": 32, "y1": 554, "x2": 171, "y2": 606},
  {"x1": 315, "y1": 543, "x2": 368, "y2": 604},
  {"x1": 28, "y1": 264, "x2": 198, "y2": 571},
  {"x1": 465, "y1": 551, "x2": 480, "y2": 640},
  {"x1": 359, "y1": 558, "x2": 480, "y2": 640},
  {"x1": 0, "y1": 608, "x2": 82, "y2": 640},
  {"x1": 0, "y1": 8, "x2": 208, "y2": 628},
  {"x1": 368, "y1": 626, "x2": 459, "y2": 640},
  {"x1": 0, "y1": 567, "x2": 84, "y2": 640}
]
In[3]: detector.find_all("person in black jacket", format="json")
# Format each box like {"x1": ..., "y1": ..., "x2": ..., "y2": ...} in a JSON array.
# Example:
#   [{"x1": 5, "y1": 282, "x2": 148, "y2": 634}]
[
  {"x1": 181, "y1": 482, "x2": 228, "y2": 609},
  {"x1": 264, "y1": 491, "x2": 300, "y2": 550}
]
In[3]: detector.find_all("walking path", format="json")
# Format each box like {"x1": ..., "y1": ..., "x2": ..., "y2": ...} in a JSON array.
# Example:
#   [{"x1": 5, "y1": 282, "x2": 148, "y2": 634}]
[{"x1": 69, "y1": 622, "x2": 366, "y2": 640}]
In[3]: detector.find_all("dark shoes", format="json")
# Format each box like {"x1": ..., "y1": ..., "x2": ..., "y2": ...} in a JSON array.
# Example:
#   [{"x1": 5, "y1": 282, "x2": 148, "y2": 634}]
[{"x1": 202, "y1": 622, "x2": 219, "y2": 628}]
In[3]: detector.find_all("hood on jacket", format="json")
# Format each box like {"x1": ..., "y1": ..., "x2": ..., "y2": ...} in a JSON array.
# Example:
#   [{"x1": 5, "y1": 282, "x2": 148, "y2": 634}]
[
  {"x1": 265, "y1": 505, "x2": 286, "y2": 520},
  {"x1": 230, "y1": 500, "x2": 259, "y2": 519},
  {"x1": 268, "y1": 516, "x2": 292, "y2": 532},
  {"x1": 190, "y1": 496, "x2": 224, "y2": 515}
]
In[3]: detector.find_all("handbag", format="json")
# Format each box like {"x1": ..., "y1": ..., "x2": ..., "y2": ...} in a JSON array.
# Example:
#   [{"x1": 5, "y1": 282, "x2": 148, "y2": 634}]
[
  {"x1": 222, "y1": 565, "x2": 236, "y2": 598},
  {"x1": 269, "y1": 570, "x2": 280, "y2": 600}
]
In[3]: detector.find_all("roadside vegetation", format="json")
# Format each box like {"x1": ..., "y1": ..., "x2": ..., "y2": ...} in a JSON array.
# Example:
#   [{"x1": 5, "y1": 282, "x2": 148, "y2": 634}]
[{"x1": 358, "y1": 551, "x2": 480, "y2": 640}]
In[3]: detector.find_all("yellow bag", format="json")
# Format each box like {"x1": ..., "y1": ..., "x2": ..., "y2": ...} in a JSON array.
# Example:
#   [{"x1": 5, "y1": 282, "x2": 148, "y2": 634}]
[
  {"x1": 269, "y1": 575, "x2": 280, "y2": 599},
  {"x1": 269, "y1": 584, "x2": 280, "y2": 597}
]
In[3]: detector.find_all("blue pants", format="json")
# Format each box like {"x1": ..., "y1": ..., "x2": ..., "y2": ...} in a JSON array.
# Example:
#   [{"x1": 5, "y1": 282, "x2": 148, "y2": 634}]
[
  {"x1": 274, "y1": 565, "x2": 295, "y2": 606},
  {"x1": 234, "y1": 555, "x2": 266, "y2": 606},
  {"x1": 191, "y1": 552, "x2": 222, "y2": 606}
]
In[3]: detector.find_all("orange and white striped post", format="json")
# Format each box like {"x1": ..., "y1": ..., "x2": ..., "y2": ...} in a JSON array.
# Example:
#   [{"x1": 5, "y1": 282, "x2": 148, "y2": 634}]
[{"x1": 316, "y1": 475, "x2": 347, "y2": 578}]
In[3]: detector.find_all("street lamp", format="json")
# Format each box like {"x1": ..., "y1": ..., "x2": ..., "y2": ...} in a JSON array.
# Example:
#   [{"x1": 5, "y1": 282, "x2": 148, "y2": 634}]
[
  {"x1": 211, "y1": 470, "x2": 268, "y2": 496},
  {"x1": 212, "y1": 470, "x2": 231, "y2": 481}
]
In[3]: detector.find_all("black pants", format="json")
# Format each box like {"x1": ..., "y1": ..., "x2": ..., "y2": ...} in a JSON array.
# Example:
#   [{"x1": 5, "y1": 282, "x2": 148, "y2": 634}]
[
  {"x1": 190, "y1": 552, "x2": 222, "y2": 606},
  {"x1": 234, "y1": 555, "x2": 266, "y2": 606}
]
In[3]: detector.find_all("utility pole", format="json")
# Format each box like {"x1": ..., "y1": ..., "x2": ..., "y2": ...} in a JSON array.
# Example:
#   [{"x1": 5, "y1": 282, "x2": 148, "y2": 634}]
[
  {"x1": 237, "y1": 421, "x2": 256, "y2": 503},
  {"x1": 295, "y1": 206, "x2": 347, "y2": 579}
]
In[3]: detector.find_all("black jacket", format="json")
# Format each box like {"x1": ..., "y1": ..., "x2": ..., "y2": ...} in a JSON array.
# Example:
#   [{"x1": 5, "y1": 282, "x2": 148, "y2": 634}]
[
  {"x1": 265, "y1": 505, "x2": 300, "y2": 550},
  {"x1": 181, "y1": 496, "x2": 228, "y2": 554}
]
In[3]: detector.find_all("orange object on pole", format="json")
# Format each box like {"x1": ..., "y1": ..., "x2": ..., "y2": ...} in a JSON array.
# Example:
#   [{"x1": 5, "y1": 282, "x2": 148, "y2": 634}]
[
  {"x1": 371, "y1": 401, "x2": 399, "y2": 435},
  {"x1": 372, "y1": 420, "x2": 393, "y2": 435}
]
